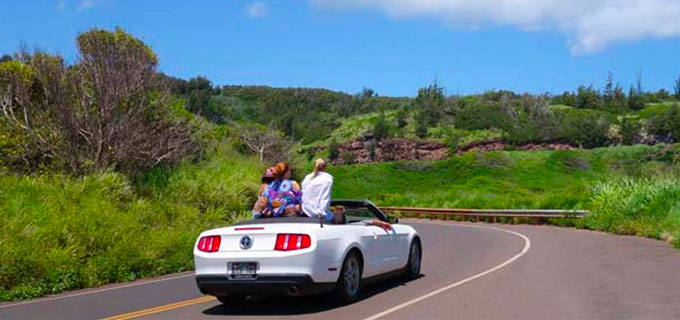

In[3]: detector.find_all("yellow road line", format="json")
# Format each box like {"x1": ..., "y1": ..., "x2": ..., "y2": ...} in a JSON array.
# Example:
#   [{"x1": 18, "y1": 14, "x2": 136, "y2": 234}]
[{"x1": 105, "y1": 296, "x2": 216, "y2": 320}]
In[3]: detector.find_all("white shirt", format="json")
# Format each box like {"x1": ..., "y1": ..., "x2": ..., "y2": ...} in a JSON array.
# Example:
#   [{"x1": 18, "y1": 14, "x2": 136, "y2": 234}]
[{"x1": 301, "y1": 171, "x2": 333, "y2": 220}]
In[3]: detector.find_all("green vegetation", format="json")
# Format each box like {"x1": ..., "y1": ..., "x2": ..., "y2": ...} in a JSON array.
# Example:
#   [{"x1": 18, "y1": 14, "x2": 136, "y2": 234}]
[
  {"x1": 3, "y1": 27, "x2": 680, "y2": 302},
  {"x1": 583, "y1": 177, "x2": 680, "y2": 248},
  {"x1": 330, "y1": 145, "x2": 680, "y2": 249},
  {"x1": 0, "y1": 146, "x2": 261, "y2": 301},
  {"x1": 330, "y1": 150, "x2": 589, "y2": 209}
]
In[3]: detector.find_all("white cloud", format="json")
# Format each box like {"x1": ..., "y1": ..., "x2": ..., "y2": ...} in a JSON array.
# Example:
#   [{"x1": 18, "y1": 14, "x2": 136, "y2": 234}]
[
  {"x1": 245, "y1": 1, "x2": 269, "y2": 18},
  {"x1": 311, "y1": 0, "x2": 680, "y2": 54},
  {"x1": 77, "y1": 0, "x2": 97, "y2": 11},
  {"x1": 57, "y1": 0, "x2": 67, "y2": 10}
]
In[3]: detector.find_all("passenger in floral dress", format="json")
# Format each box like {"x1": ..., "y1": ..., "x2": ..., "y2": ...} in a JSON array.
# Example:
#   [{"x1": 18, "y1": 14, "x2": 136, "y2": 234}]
[{"x1": 253, "y1": 162, "x2": 302, "y2": 218}]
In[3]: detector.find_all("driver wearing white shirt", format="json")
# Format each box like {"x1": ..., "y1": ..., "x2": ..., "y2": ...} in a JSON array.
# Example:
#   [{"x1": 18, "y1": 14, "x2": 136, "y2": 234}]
[{"x1": 301, "y1": 158, "x2": 334, "y2": 222}]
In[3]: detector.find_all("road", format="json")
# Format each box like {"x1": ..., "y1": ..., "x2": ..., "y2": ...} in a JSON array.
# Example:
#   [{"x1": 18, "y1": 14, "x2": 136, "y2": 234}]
[{"x1": 2, "y1": 220, "x2": 680, "y2": 319}]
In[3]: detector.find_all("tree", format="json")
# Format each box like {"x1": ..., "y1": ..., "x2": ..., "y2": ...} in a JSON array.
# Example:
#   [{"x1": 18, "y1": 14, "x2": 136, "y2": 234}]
[
  {"x1": 602, "y1": 72, "x2": 625, "y2": 112},
  {"x1": 674, "y1": 76, "x2": 680, "y2": 100},
  {"x1": 414, "y1": 82, "x2": 446, "y2": 127},
  {"x1": 636, "y1": 70, "x2": 643, "y2": 95},
  {"x1": 373, "y1": 112, "x2": 389, "y2": 141},
  {"x1": 523, "y1": 95, "x2": 556, "y2": 142},
  {"x1": 603, "y1": 71, "x2": 614, "y2": 103},
  {"x1": 620, "y1": 117, "x2": 640, "y2": 145},
  {"x1": 415, "y1": 119, "x2": 428, "y2": 139},
  {"x1": 0, "y1": 28, "x2": 195, "y2": 174},
  {"x1": 563, "y1": 113, "x2": 610, "y2": 148},
  {"x1": 186, "y1": 76, "x2": 213, "y2": 94},
  {"x1": 0, "y1": 55, "x2": 11, "y2": 63},
  {"x1": 236, "y1": 123, "x2": 291, "y2": 163},
  {"x1": 628, "y1": 85, "x2": 645, "y2": 111},
  {"x1": 552, "y1": 91, "x2": 576, "y2": 106},
  {"x1": 187, "y1": 89, "x2": 212, "y2": 115},
  {"x1": 612, "y1": 85, "x2": 626, "y2": 112},
  {"x1": 655, "y1": 89, "x2": 670, "y2": 101},
  {"x1": 360, "y1": 87, "x2": 375, "y2": 99},
  {"x1": 395, "y1": 107, "x2": 408, "y2": 135},
  {"x1": 575, "y1": 85, "x2": 602, "y2": 109}
]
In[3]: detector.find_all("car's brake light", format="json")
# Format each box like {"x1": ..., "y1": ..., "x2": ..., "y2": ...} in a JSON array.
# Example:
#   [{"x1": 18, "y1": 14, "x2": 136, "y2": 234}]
[
  {"x1": 274, "y1": 234, "x2": 311, "y2": 251},
  {"x1": 197, "y1": 235, "x2": 221, "y2": 252}
]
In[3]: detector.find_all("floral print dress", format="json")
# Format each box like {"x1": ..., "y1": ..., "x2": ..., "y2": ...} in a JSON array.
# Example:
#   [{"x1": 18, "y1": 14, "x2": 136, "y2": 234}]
[{"x1": 252, "y1": 179, "x2": 302, "y2": 218}]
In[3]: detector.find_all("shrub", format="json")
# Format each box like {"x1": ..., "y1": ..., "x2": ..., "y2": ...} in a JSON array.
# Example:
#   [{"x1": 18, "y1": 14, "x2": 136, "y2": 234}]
[
  {"x1": 0, "y1": 28, "x2": 195, "y2": 175},
  {"x1": 373, "y1": 113, "x2": 390, "y2": 141},
  {"x1": 645, "y1": 103, "x2": 680, "y2": 142},
  {"x1": 328, "y1": 139, "x2": 340, "y2": 161}
]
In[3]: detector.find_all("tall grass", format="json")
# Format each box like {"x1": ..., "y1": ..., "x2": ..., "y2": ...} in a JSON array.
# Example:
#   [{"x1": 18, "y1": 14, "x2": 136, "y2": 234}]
[
  {"x1": 583, "y1": 177, "x2": 680, "y2": 248},
  {"x1": 330, "y1": 145, "x2": 680, "y2": 249},
  {"x1": 3, "y1": 144, "x2": 680, "y2": 301},
  {"x1": 0, "y1": 146, "x2": 261, "y2": 301}
]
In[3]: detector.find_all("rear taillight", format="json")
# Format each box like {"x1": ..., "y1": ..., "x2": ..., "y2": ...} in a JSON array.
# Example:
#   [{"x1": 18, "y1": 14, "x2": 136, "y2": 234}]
[
  {"x1": 197, "y1": 235, "x2": 221, "y2": 252},
  {"x1": 274, "y1": 234, "x2": 311, "y2": 251}
]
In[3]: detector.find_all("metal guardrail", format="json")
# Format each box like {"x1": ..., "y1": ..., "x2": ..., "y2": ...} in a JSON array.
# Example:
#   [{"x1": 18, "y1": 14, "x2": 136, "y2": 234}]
[{"x1": 379, "y1": 206, "x2": 587, "y2": 221}]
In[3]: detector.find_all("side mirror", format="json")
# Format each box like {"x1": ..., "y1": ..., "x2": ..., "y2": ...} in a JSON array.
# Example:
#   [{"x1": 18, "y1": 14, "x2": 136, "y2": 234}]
[{"x1": 387, "y1": 216, "x2": 399, "y2": 224}]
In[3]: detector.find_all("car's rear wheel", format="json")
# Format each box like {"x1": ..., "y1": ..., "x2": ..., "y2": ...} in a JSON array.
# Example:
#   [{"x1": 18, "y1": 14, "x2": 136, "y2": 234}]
[
  {"x1": 405, "y1": 238, "x2": 422, "y2": 279},
  {"x1": 216, "y1": 294, "x2": 246, "y2": 305},
  {"x1": 334, "y1": 251, "x2": 362, "y2": 303}
]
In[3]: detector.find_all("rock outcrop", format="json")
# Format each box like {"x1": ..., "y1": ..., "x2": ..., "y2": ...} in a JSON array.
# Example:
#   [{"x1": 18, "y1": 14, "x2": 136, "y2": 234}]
[
  {"x1": 332, "y1": 136, "x2": 449, "y2": 165},
  {"x1": 329, "y1": 136, "x2": 579, "y2": 165}
]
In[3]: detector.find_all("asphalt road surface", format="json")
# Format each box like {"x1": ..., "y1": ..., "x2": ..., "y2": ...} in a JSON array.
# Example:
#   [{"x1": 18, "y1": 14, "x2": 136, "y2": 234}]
[{"x1": 2, "y1": 220, "x2": 680, "y2": 320}]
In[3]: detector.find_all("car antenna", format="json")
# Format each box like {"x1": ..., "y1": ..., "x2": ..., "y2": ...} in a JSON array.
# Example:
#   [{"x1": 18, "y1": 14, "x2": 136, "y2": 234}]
[{"x1": 319, "y1": 213, "x2": 324, "y2": 228}]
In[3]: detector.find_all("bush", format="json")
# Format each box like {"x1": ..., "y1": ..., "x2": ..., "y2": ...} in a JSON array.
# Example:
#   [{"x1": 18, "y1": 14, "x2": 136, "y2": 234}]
[
  {"x1": 0, "y1": 28, "x2": 195, "y2": 176},
  {"x1": 645, "y1": 103, "x2": 680, "y2": 142},
  {"x1": 556, "y1": 109, "x2": 611, "y2": 148}
]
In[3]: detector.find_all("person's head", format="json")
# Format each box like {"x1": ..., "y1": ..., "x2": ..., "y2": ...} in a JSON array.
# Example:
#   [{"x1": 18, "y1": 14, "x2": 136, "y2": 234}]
[
  {"x1": 261, "y1": 166, "x2": 275, "y2": 184},
  {"x1": 273, "y1": 162, "x2": 291, "y2": 180},
  {"x1": 333, "y1": 205, "x2": 346, "y2": 224},
  {"x1": 312, "y1": 158, "x2": 327, "y2": 177}
]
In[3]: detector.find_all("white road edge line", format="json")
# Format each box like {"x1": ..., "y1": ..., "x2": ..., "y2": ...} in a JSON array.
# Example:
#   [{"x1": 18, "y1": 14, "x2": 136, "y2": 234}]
[
  {"x1": 364, "y1": 224, "x2": 531, "y2": 320},
  {"x1": 0, "y1": 272, "x2": 195, "y2": 310}
]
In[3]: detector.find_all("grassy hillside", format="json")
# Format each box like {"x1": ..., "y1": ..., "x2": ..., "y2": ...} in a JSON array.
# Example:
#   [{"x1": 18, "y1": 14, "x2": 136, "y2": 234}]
[
  {"x1": 2, "y1": 144, "x2": 680, "y2": 302},
  {"x1": 0, "y1": 146, "x2": 262, "y2": 301},
  {"x1": 330, "y1": 145, "x2": 680, "y2": 248}
]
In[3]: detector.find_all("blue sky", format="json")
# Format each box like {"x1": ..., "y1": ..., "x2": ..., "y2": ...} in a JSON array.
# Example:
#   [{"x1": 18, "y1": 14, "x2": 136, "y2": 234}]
[{"x1": 1, "y1": 0, "x2": 679, "y2": 96}]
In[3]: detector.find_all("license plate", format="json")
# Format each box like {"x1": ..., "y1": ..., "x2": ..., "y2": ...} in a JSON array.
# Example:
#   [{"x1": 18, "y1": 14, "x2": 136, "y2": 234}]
[{"x1": 228, "y1": 262, "x2": 258, "y2": 280}]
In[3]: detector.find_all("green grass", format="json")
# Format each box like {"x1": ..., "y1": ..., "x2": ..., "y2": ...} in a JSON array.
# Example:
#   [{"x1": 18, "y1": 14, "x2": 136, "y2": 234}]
[
  {"x1": 0, "y1": 145, "x2": 262, "y2": 301},
  {"x1": 637, "y1": 102, "x2": 674, "y2": 119},
  {"x1": 582, "y1": 177, "x2": 680, "y2": 248},
  {"x1": 329, "y1": 149, "x2": 601, "y2": 209},
  {"x1": 330, "y1": 144, "x2": 680, "y2": 248},
  {"x1": 3, "y1": 143, "x2": 680, "y2": 302}
]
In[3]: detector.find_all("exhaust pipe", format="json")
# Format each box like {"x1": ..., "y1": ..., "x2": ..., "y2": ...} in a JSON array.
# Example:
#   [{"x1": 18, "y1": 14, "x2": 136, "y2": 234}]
[{"x1": 288, "y1": 285, "x2": 301, "y2": 296}]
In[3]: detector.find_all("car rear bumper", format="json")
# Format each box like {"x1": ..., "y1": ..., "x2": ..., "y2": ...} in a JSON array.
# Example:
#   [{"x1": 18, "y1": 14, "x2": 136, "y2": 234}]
[{"x1": 195, "y1": 274, "x2": 336, "y2": 297}]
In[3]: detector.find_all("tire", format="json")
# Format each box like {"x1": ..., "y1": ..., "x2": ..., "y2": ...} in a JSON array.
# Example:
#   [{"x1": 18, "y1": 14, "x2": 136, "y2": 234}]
[
  {"x1": 216, "y1": 294, "x2": 247, "y2": 305},
  {"x1": 334, "y1": 251, "x2": 363, "y2": 303},
  {"x1": 405, "y1": 238, "x2": 422, "y2": 279}
]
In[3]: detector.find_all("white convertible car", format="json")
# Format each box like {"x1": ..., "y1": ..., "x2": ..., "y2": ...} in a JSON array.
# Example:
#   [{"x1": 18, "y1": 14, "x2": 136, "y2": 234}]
[{"x1": 194, "y1": 200, "x2": 421, "y2": 304}]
